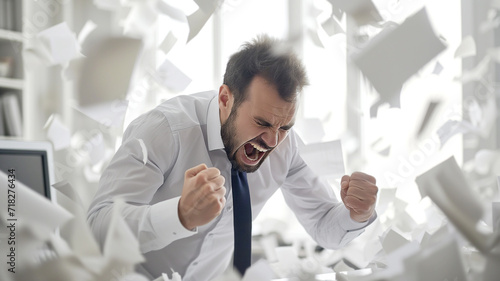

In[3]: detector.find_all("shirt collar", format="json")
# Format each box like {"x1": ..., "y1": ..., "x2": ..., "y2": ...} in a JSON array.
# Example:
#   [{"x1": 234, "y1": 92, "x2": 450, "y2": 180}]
[{"x1": 207, "y1": 95, "x2": 225, "y2": 151}]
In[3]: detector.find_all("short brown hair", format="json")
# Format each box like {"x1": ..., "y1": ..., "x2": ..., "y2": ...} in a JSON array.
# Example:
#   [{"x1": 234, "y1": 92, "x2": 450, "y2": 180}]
[{"x1": 223, "y1": 35, "x2": 309, "y2": 109}]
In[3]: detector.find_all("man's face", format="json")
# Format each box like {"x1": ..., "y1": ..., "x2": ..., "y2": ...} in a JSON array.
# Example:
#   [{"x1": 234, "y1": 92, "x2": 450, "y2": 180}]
[{"x1": 219, "y1": 76, "x2": 296, "y2": 173}]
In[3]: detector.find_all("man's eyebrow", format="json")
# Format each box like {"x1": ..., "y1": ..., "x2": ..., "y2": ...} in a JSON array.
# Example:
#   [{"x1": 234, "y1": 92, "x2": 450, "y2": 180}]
[
  {"x1": 280, "y1": 122, "x2": 294, "y2": 130},
  {"x1": 254, "y1": 117, "x2": 272, "y2": 126},
  {"x1": 255, "y1": 117, "x2": 294, "y2": 130}
]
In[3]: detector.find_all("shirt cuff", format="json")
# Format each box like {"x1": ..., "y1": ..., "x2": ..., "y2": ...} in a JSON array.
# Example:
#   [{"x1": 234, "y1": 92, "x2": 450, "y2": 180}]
[
  {"x1": 338, "y1": 205, "x2": 377, "y2": 232},
  {"x1": 150, "y1": 196, "x2": 197, "y2": 244}
]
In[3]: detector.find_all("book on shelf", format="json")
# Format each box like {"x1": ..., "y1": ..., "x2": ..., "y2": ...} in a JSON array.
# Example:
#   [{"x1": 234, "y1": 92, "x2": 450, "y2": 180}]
[
  {"x1": 1, "y1": 91, "x2": 22, "y2": 136},
  {"x1": 0, "y1": 0, "x2": 16, "y2": 31}
]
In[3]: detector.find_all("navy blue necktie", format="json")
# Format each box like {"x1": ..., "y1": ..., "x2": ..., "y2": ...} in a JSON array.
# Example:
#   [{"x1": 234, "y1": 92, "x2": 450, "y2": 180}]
[{"x1": 231, "y1": 167, "x2": 252, "y2": 276}]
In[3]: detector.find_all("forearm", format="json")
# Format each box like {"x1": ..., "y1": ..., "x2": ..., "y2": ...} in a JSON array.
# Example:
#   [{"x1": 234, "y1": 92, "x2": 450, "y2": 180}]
[{"x1": 87, "y1": 196, "x2": 196, "y2": 253}]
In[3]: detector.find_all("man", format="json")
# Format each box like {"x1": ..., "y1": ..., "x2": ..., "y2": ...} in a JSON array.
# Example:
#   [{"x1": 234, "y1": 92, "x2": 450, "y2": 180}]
[{"x1": 87, "y1": 35, "x2": 378, "y2": 281}]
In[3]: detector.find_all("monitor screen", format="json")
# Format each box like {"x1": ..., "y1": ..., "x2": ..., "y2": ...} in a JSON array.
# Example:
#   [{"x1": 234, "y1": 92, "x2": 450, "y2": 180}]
[{"x1": 0, "y1": 140, "x2": 54, "y2": 200}]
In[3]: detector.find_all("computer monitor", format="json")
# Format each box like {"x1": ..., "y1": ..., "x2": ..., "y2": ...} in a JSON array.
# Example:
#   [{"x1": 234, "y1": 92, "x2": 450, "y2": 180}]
[{"x1": 0, "y1": 139, "x2": 55, "y2": 201}]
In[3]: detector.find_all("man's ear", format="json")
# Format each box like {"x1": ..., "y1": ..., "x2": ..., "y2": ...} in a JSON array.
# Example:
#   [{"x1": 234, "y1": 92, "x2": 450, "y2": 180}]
[{"x1": 219, "y1": 84, "x2": 233, "y2": 123}]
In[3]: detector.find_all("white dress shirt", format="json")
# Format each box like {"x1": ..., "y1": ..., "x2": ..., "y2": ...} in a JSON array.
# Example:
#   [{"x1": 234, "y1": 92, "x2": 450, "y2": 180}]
[{"x1": 87, "y1": 90, "x2": 375, "y2": 281}]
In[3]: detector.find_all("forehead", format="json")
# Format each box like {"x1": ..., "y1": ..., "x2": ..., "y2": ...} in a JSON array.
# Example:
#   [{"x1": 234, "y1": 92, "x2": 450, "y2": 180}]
[{"x1": 244, "y1": 76, "x2": 296, "y2": 122}]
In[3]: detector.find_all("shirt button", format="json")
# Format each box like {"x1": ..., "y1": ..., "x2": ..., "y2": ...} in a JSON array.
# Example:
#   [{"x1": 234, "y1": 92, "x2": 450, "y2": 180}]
[{"x1": 193, "y1": 261, "x2": 198, "y2": 266}]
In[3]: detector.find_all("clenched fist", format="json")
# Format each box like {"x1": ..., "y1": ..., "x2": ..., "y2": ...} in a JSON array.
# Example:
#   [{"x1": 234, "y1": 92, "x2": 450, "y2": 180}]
[
  {"x1": 178, "y1": 164, "x2": 226, "y2": 230},
  {"x1": 340, "y1": 172, "x2": 378, "y2": 222}
]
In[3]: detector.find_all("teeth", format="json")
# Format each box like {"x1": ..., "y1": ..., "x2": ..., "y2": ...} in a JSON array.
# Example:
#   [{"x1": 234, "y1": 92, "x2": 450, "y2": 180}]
[{"x1": 250, "y1": 142, "x2": 268, "y2": 152}]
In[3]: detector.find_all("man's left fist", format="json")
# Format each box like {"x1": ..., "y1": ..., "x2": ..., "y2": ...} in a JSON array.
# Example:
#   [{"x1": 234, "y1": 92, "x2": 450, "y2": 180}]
[{"x1": 340, "y1": 172, "x2": 378, "y2": 222}]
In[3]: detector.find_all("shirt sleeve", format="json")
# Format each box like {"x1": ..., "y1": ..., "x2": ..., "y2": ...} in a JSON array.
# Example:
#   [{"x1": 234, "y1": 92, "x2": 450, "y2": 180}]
[
  {"x1": 87, "y1": 110, "x2": 196, "y2": 253},
  {"x1": 280, "y1": 132, "x2": 376, "y2": 249}
]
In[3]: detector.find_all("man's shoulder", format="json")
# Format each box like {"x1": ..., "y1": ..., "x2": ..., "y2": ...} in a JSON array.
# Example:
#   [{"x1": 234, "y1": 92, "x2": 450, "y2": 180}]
[{"x1": 153, "y1": 90, "x2": 217, "y2": 130}]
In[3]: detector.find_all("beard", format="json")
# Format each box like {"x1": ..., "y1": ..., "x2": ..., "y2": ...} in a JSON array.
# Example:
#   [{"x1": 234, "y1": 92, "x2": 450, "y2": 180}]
[{"x1": 220, "y1": 109, "x2": 269, "y2": 173}]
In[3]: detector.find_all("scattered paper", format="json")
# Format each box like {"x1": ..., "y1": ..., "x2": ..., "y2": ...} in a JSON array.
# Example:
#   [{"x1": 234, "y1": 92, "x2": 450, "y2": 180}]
[
  {"x1": 187, "y1": 7, "x2": 215, "y2": 43},
  {"x1": 75, "y1": 99, "x2": 129, "y2": 130},
  {"x1": 77, "y1": 20, "x2": 97, "y2": 45},
  {"x1": 44, "y1": 114, "x2": 71, "y2": 151},
  {"x1": 78, "y1": 37, "x2": 142, "y2": 106},
  {"x1": 380, "y1": 229, "x2": 410, "y2": 254},
  {"x1": 0, "y1": 170, "x2": 73, "y2": 232},
  {"x1": 328, "y1": 0, "x2": 382, "y2": 26},
  {"x1": 156, "y1": 0, "x2": 188, "y2": 22},
  {"x1": 351, "y1": 8, "x2": 446, "y2": 99},
  {"x1": 454, "y1": 35, "x2": 476, "y2": 58},
  {"x1": 321, "y1": 16, "x2": 345, "y2": 36},
  {"x1": 123, "y1": 3, "x2": 159, "y2": 36},
  {"x1": 36, "y1": 22, "x2": 82, "y2": 66},
  {"x1": 242, "y1": 259, "x2": 275, "y2": 281},
  {"x1": 159, "y1": 31, "x2": 178, "y2": 54},
  {"x1": 154, "y1": 59, "x2": 192, "y2": 92},
  {"x1": 436, "y1": 119, "x2": 476, "y2": 147},
  {"x1": 416, "y1": 157, "x2": 491, "y2": 253},
  {"x1": 416, "y1": 100, "x2": 440, "y2": 138},
  {"x1": 299, "y1": 140, "x2": 345, "y2": 178},
  {"x1": 456, "y1": 55, "x2": 490, "y2": 84},
  {"x1": 103, "y1": 198, "x2": 145, "y2": 265}
]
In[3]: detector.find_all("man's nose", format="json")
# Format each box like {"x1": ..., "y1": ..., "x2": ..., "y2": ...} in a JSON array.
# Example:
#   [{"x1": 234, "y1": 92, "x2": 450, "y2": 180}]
[{"x1": 261, "y1": 129, "x2": 279, "y2": 148}]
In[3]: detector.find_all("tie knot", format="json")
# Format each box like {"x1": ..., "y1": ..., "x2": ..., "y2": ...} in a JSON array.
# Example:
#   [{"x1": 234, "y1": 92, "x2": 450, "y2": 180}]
[{"x1": 231, "y1": 167, "x2": 246, "y2": 177}]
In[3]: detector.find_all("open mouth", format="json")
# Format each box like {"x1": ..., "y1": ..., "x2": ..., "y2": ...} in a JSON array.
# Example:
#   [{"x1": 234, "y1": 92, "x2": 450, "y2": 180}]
[{"x1": 242, "y1": 141, "x2": 268, "y2": 165}]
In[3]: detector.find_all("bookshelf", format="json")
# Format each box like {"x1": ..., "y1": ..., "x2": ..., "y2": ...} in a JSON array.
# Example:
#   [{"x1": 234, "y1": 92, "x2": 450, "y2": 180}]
[{"x1": 0, "y1": 0, "x2": 23, "y2": 137}]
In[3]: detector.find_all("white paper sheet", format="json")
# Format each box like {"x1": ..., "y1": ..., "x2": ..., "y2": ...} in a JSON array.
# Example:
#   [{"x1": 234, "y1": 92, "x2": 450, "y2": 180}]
[
  {"x1": 77, "y1": 20, "x2": 97, "y2": 45},
  {"x1": 299, "y1": 139, "x2": 345, "y2": 178},
  {"x1": 321, "y1": 16, "x2": 345, "y2": 36},
  {"x1": 187, "y1": 7, "x2": 215, "y2": 43},
  {"x1": 351, "y1": 8, "x2": 446, "y2": 98},
  {"x1": 103, "y1": 198, "x2": 145, "y2": 265},
  {"x1": 78, "y1": 37, "x2": 142, "y2": 106},
  {"x1": 44, "y1": 114, "x2": 71, "y2": 151},
  {"x1": 159, "y1": 31, "x2": 178, "y2": 54},
  {"x1": 454, "y1": 35, "x2": 476, "y2": 58},
  {"x1": 328, "y1": 0, "x2": 382, "y2": 26},
  {"x1": 36, "y1": 22, "x2": 82, "y2": 66},
  {"x1": 0, "y1": 170, "x2": 73, "y2": 231},
  {"x1": 242, "y1": 259, "x2": 275, "y2": 281},
  {"x1": 415, "y1": 157, "x2": 492, "y2": 253},
  {"x1": 154, "y1": 59, "x2": 192, "y2": 92}
]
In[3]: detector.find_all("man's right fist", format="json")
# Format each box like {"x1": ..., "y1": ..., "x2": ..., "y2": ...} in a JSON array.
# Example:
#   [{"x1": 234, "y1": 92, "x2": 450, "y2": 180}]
[{"x1": 178, "y1": 164, "x2": 226, "y2": 230}]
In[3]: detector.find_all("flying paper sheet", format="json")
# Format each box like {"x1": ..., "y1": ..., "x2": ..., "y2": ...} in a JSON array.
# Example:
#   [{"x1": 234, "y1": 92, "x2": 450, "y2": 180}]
[
  {"x1": 328, "y1": 0, "x2": 382, "y2": 26},
  {"x1": 351, "y1": 8, "x2": 446, "y2": 99},
  {"x1": 156, "y1": 0, "x2": 188, "y2": 22},
  {"x1": 159, "y1": 31, "x2": 178, "y2": 54},
  {"x1": 416, "y1": 100, "x2": 440, "y2": 138},
  {"x1": 78, "y1": 37, "x2": 142, "y2": 106},
  {"x1": 454, "y1": 35, "x2": 476, "y2": 58},
  {"x1": 77, "y1": 20, "x2": 97, "y2": 46},
  {"x1": 321, "y1": 16, "x2": 345, "y2": 36},
  {"x1": 154, "y1": 59, "x2": 192, "y2": 92},
  {"x1": 299, "y1": 139, "x2": 345, "y2": 178},
  {"x1": 44, "y1": 114, "x2": 71, "y2": 151},
  {"x1": 415, "y1": 156, "x2": 492, "y2": 253},
  {"x1": 436, "y1": 119, "x2": 476, "y2": 147},
  {"x1": 242, "y1": 259, "x2": 275, "y2": 281},
  {"x1": 414, "y1": 238, "x2": 468, "y2": 281},
  {"x1": 380, "y1": 228, "x2": 410, "y2": 254},
  {"x1": 0, "y1": 170, "x2": 72, "y2": 232},
  {"x1": 187, "y1": 6, "x2": 215, "y2": 43},
  {"x1": 36, "y1": 22, "x2": 82, "y2": 66},
  {"x1": 103, "y1": 198, "x2": 145, "y2": 266}
]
